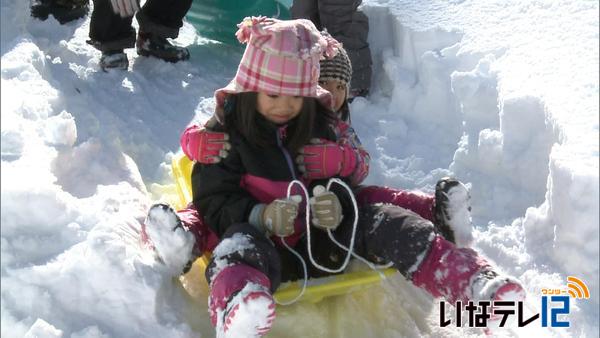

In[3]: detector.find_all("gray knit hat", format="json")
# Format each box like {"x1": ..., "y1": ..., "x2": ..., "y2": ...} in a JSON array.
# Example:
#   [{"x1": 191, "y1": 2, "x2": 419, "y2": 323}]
[{"x1": 320, "y1": 46, "x2": 352, "y2": 85}]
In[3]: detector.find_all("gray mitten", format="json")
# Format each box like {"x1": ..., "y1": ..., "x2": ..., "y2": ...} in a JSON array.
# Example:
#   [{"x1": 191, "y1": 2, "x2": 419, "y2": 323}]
[
  {"x1": 250, "y1": 196, "x2": 301, "y2": 237},
  {"x1": 310, "y1": 185, "x2": 343, "y2": 231}
]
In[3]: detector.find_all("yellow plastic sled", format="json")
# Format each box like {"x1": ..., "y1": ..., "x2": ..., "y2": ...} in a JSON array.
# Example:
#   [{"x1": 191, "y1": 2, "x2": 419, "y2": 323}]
[{"x1": 172, "y1": 153, "x2": 397, "y2": 304}]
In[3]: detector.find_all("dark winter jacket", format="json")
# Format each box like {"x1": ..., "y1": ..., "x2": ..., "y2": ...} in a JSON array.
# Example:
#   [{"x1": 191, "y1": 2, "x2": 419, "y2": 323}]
[
  {"x1": 192, "y1": 109, "x2": 349, "y2": 247},
  {"x1": 291, "y1": 0, "x2": 372, "y2": 93}
]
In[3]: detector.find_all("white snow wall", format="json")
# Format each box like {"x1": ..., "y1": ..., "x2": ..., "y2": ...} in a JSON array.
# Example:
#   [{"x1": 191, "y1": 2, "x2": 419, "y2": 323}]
[{"x1": 361, "y1": 4, "x2": 598, "y2": 308}]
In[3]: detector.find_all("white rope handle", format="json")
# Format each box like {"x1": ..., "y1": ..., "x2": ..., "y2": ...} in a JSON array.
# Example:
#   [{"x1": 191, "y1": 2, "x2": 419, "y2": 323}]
[
  {"x1": 276, "y1": 179, "x2": 393, "y2": 305},
  {"x1": 277, "y1": 238, "x2": 308, "y2": 305},
  {"x1": 302, "y1": 178, "x2": 358, "y2": 274},
  {"x1": 324, "y1": 179, "x2": 394, "y2": 278},
  {"x1": 275, "y1": 180, "x2": 311, "y2": 305}
]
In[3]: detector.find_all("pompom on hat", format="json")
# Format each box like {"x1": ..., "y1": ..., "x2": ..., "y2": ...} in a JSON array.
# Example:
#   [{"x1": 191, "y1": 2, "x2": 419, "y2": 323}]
[{"x1": 214, "y1": 16, "x2": 341, "y2": 118}]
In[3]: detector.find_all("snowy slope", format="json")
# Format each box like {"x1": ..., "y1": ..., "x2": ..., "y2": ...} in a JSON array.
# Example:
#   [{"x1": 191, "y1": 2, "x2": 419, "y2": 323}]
[{"x1": 1, "y1": 0, "x2": 598, "y2": 337}]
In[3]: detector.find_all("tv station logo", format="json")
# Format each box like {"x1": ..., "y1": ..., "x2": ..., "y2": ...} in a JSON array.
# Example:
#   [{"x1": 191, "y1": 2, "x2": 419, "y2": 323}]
[{"x1": 439, "y1": 276, "x2": 590, "y2": 328}]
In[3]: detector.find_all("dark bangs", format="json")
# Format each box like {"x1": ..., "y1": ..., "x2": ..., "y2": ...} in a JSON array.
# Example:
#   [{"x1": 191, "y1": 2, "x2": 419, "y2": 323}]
[
  {"x1": 224, "y1": 93, "x2": 337, "y2": 154},
  {"x1": 224, "y1": 92, "x2": 267, "y2": 148}
]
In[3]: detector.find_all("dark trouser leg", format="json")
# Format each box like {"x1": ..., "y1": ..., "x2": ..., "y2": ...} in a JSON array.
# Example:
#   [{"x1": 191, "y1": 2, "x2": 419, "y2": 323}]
[
  {"x1": 290, "y1": 0, "x2": 321, "y2": 29},
  {"x1": 207, "y1": 224, "x2": 279, "y2": 330},
  {"x1": 205, "y1": 223, "x2": 282, "y2": 293},
  {"x1": 136, "y1": 0, "x2": 193, "y2": 38},
  {"x1": 88, "y1": 0, "x2": 135, "y2": 52},
  {"x1": 317, "y1": 0, "x2": 372, "y2": 94},
  {"x1": 355, "y1": 204, "x2": 435, "y2": 278},
  {"x1": 304, "y1": 203, "x2": 434, "y2": 278},
  {"x1": 338, "y1": 204, "x2": 524, "y2": 305}
]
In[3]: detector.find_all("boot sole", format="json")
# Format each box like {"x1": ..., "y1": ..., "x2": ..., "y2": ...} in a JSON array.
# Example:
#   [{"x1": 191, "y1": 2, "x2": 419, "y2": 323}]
[
  {"x1": 222, "y1": 291, "x2": 276, "y2": 337},
  {"x1": 434, "y1": 177, "x2": 472, "y2": 244},
  {"x1": 143, "y1": 204, "x2": 194, "y2": 274},
  {"x1": 137, "y1": 48, "x2": 190, "y2": 63}
]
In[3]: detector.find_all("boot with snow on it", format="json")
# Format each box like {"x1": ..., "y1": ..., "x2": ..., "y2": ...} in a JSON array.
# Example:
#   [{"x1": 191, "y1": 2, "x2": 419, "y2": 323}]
[
  {"x1": 142, "y1": 204, "x2": 196, "y2": 275},
  {"x1": 473, "y1": 269, "x2": 528, "y2": 330},
  {"x1": 136, "y1": 32, "x2": 190, "y2": 63},
  {"x1": 30, "y1": 0, "x2": 53, "y2": 20},
  {"x1": 209, "y1": 265, "x2": 276, "y2": 337},
  {"x1": 412, "y1": 235, "x2": 525, "y2": 306},
  {"x1": 31, "y1": 0, "x2": 88, "y2": 24},
  {"x1": 99, "y1": 50, "x2": 129, "y2": 71},
  {"x1": 433, "y1": 177, "x2": 473, "y2": 247}
]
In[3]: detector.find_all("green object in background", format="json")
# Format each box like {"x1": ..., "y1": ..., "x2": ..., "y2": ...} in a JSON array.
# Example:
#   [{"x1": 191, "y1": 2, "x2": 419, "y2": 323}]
[{"x1": 186, "y1": 0, "x2": 292, "y2": 45}]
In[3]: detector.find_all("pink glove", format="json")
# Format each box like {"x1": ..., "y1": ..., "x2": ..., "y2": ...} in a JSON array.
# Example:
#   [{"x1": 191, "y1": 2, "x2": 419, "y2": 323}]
[
  {"x1": 296, "y1": 138, "x2": 357, "y2": 179},
  {"x1": 180, "y1": 125, "x2": 230, "y2": 164}
]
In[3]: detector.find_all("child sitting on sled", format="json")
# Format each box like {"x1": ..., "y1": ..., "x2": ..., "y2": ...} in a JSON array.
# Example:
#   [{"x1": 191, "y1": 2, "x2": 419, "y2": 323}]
[
  {"x1": 181, "y1": 45, "x2": 473, "y2": 248},
  {"x1": 144, "y1": 17, "x2": 525, "y2": 337}
]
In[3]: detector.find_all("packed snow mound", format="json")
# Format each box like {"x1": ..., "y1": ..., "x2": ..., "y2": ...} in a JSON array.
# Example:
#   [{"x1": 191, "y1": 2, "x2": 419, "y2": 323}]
[
  {"x1": 1, "y1": 0, "x2": 598, "y2": 337},
  {"x1": 361, "y1": 0, "x2": 598, "y2": 309}
]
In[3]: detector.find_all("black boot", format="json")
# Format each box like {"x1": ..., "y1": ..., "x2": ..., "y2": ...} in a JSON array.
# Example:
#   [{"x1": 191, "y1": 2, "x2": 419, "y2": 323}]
[
  {"x1": 31, "y1": 0, "x2": 88, "y2": 24},
  {"x1": 143, "y1": 204, "x2": 196, "y2": 275},
  {"x1": 136, "y1": 32, "x2": 190, "y2": 63},
  {"x1": 99, "y1": 50, "x2": 129, "y2": 71},
  {"x1": 31, "y1": 0, "x2": 52, "y2": 21},
  {"x1": 432, "y1": 177, "x2": 473, "y2": 247}
]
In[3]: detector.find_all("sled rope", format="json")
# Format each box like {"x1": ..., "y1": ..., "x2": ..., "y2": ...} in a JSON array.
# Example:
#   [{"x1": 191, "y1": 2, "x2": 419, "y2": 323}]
[
  {"x1": 277, "y1": 179, "x2": 392, "y2": 305},
  {"x1": 277, "y1": 180, "x2": 310, "y2": 305},
  {"x1": 324, "y1": 178, "x2": 393, "y2": 273}
]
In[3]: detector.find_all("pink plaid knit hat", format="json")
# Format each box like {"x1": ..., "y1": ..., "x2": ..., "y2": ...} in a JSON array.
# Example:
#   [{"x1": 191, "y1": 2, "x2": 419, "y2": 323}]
[{"x1": 214, "y1": 16, "x2": 340, "y2": 114}]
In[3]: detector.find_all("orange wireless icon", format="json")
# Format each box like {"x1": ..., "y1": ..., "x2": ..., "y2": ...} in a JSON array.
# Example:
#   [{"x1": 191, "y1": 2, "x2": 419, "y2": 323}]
[{"x1": 566, "y1": 276, "x2": 590, "y2": 299}]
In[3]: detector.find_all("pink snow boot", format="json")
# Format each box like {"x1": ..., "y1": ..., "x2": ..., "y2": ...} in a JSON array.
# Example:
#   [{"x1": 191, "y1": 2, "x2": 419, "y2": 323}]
[
  {"x1": 209, "y1": 265, "x2": 276, "y2": 337},
  {"x1": 412, "y1": 235, "x2": 525, "y2": 305}
]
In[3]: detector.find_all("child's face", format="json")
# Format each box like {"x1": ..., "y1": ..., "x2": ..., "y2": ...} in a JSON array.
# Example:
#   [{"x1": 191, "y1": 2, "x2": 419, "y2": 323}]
[
  {"x1": 256, "y1": 93, "x2": 303, "y2": 125},
  {"x1": 319, "y1": 79, "x2": 347, "y2": 113}
]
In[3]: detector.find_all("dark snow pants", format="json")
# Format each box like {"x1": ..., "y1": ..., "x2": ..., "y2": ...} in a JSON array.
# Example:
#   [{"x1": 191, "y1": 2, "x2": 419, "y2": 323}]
[
  {"x1": 356, "y1": 185, "x2": 435, "y2": 222},
  {"x1": 205, "y1": 204, "x2": 435, "y2": 292},
  {"x1": 88, "y1": 0, "x2": 192, "y2": 52},
  {"x1": 291, "y1": 0, "x2": 373, "y2": 94}
]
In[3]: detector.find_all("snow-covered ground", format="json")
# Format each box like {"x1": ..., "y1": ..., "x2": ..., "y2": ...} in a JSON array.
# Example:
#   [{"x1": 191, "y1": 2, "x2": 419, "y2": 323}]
[{"x1": 1, "y1": 0, "x2": 598, "y2": 337}]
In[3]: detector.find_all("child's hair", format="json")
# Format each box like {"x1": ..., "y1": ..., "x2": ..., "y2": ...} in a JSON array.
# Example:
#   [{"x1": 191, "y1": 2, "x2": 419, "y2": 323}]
[{"x1": 224, "y1": 92, "x2": 336, "y2": 154}]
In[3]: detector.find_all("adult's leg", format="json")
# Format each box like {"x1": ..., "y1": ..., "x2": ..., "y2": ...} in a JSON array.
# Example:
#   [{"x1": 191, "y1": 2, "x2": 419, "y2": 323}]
[
  {"x1": 134, "y1": 0, "x2": 192, "y2": 62},
  {"x1": 136, "y1": 0, "x2": 193, "y2": 39},
  {"x1": 290, "y1": 0, "x2": 321, "y2": 29},
  {"x1": 318, "y1": 0, "x2": 372, "y2": 95},
  {"x1": 88, "y1": 0, "x2": 135, "y2": 52}
]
